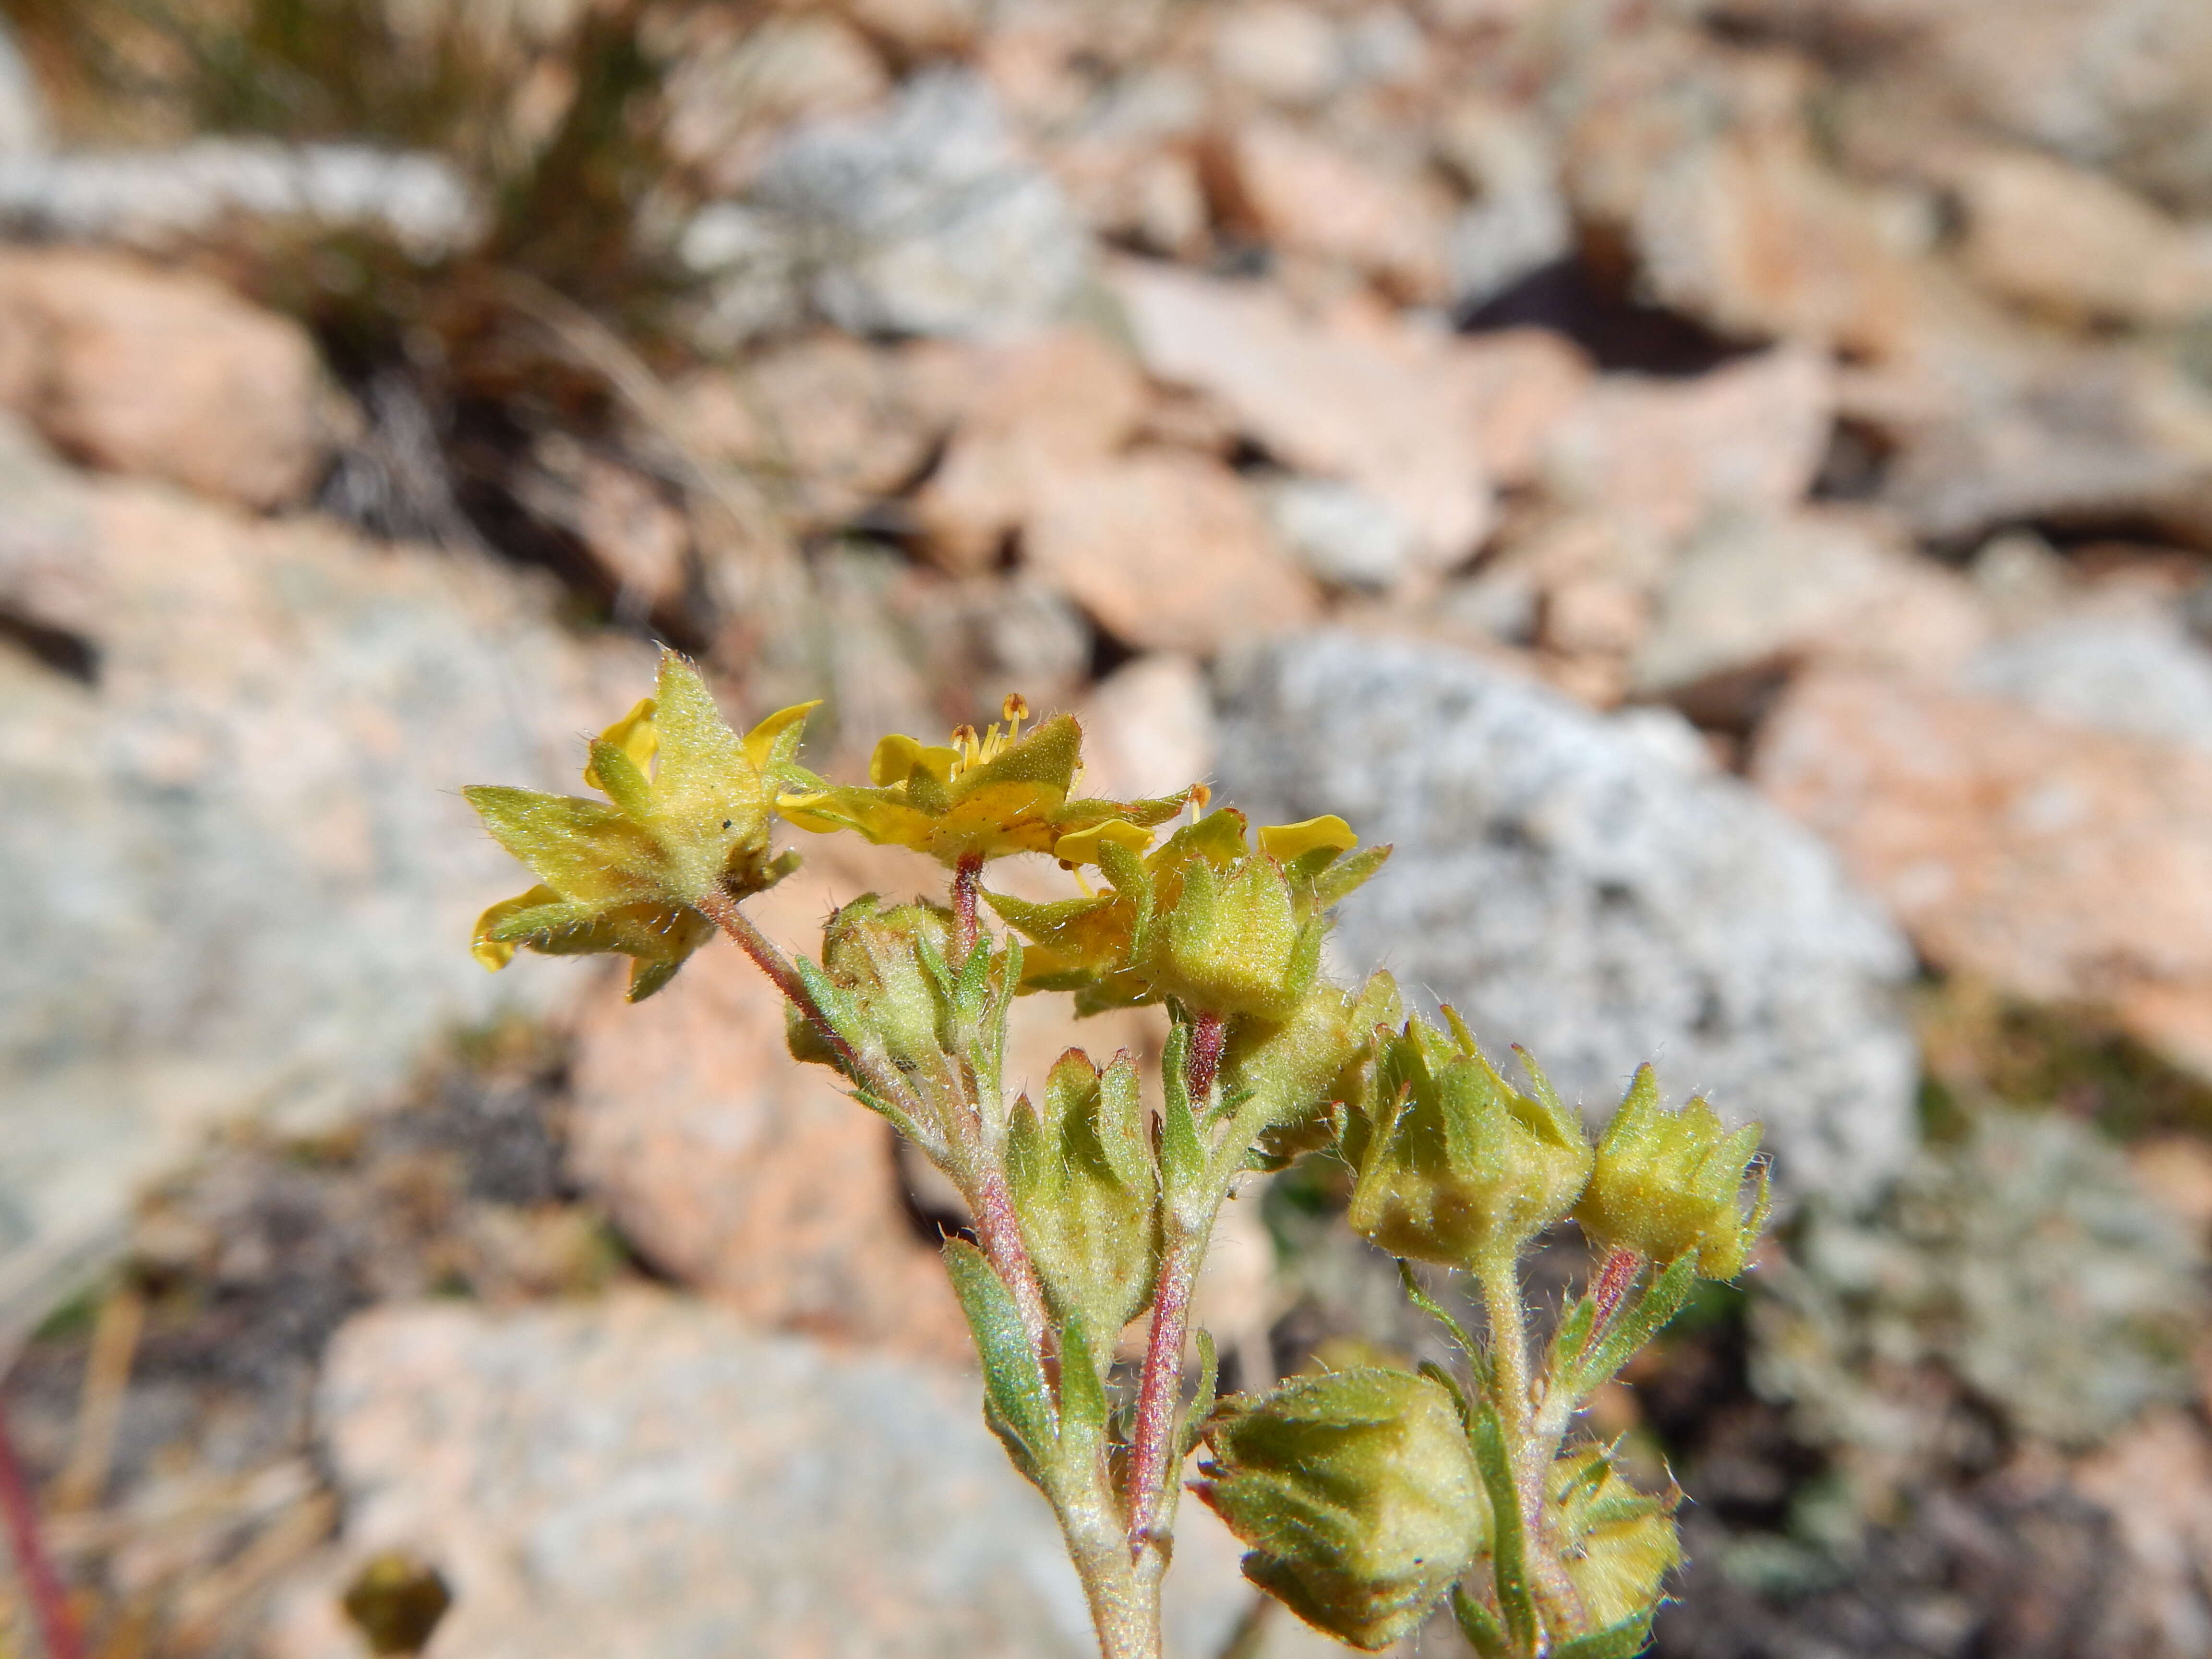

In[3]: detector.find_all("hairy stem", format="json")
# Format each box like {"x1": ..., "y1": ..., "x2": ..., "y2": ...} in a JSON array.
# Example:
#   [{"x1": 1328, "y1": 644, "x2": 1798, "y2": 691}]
[
  {"x1": 950, "y1": 851, "x2": 984, "y2": 963},
  {"x1": 1185, "y1": 1010, "x2": 1227, "y2": 1105},
  {"x1": 698, "y1": 883, "x2": 1054, "y2": 1350},
  {"x1": 1127, "y1": 1226, "x2": 1200, "y2": 1557},
  {"x1": 1476, "y1": 1251, "x2": 1589, "y2": 1647},
  {"x1": 1125, "y1": 1010, "x2": 1233, "y2": 1556},
  {"x1": 1587, "y1": 1246, "x2": 1645, "y2": 1336}
]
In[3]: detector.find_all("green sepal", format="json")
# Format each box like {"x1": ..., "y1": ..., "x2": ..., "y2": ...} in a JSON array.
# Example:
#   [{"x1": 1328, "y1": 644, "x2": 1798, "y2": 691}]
[
  {"x1": 1452, "y1": 1586, "x2": 1512, "y2": 1659},
  {"x1": 1553, "y1": 1614, "x2": 1658, "y2": 1659},
  {"x1": 944, "y1": 1240, "x2": 1055, "y2": 1484},
  {"x1": 1469, "y1": 1401, "x2": 1536, "y2": 1653},
  {"x1": 1566, "y1": 1253, "x2": 1697, "y2": 1398},
  {"x1": 1178, "y1": 1328, "x2": 1220, "y2": 1462},
  {"x1": 584, "y1": 736, "x2": 656, "y2": 822}
]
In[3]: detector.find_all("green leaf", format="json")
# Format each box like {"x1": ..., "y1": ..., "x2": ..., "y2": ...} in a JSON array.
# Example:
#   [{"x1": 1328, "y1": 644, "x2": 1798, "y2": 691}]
[
  {"x1": 1452, "y1": 1586, "x2": 1512, "y2": 1659},
  {"x1": 1553, "y1": 1612, "x2": 1657, "y2": 1659},
  {"x1": 1569, "y1": 1253, "x2": 1698, "y2": 1396},
  {"x1": 791, "y1": 953, "x2": 868, "y2": 1053},
  {"x1": 1178, "y1": 1329, "x2": 1220, "y2": 1461},
  {"x1": 1548, "y1": 1295, "x2": 1599, "y2": 1382},
  {"x1": 1417, "y1": 1360, "x2": 1471, "y2": 1430},
  {"x1": 1161, "y1": 1081, "x2": 1207, "y2": 1209},
  {"x1": 1469, "y1": 1402, "x2": 1536, "y2": 1653},
  {"x1": 1398, "y1": 1261, "x2": 1491, "y2": 1391},
  {"x1": 1058, "y1": 1313, "x2": 1110, "y2": 1475},
  {"x1": 951, "y1": 924, "x2": 995, "y2": 1017},
  {"x1": 943, "y1": 1240, "x2": 1056, "y2": 1479}
]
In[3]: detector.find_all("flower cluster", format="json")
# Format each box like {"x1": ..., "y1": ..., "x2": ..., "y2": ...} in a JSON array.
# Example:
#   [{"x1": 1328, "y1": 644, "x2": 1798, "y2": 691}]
[{"x1": 459, "y1": 657, "x2": 1770, "y2": 1659}]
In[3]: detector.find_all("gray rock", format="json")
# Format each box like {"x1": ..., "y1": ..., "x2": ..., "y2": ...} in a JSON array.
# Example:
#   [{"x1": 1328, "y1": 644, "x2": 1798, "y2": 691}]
[
  {"x1": 0, "y1": 139, "x2": 483, "y2": 261},
  {"x1": 0, "y1": 419, "x2": 641, "y2": 1344},
  {"x1": 267, "y1": 1294, "x2": 1268, "y2": 1659},
  {"x1": 0, "y1": 19, "x2": 46, "y2": 159},
  {"x1": 748, "y1": 69, "x2": 1091, "y2": 337},
  {"x1": 1261, "y1": 476, "x2": 1411, "y2": 591},
  {"x1": 1957, "y1": 607, "x2": 2212, "y2": 756},
  {"x1": 1215, "y1": 631, "x2": 1919, "y2": 1207}
]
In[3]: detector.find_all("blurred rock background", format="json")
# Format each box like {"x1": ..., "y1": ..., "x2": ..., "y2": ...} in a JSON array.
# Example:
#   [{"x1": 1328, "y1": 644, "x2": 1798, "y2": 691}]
[{"x1": 0, "y1": 0, "x2": 2211, "y2": 1653}]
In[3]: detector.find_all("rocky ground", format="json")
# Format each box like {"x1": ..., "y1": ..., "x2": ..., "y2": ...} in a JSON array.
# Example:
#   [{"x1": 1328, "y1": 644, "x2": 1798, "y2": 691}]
[{"x1": 4, "y1": 0, "x2": 2212, "y2": 1654}]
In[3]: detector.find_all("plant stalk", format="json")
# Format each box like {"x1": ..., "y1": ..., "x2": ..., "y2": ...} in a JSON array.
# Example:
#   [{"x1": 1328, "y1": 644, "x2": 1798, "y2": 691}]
[
  {"x1": 699, "y1": 883, "x2": 1055, "y2": 1350},
  {"x1": 1476, "y1": 1250, "x2": 1590, "y2": 1647},
  {"x1": 0, "y1": 1398, "x2": 83, "y2": 1659},
  {"x1": 950, "y1": 851, "x2": 985, "y2": 963}
]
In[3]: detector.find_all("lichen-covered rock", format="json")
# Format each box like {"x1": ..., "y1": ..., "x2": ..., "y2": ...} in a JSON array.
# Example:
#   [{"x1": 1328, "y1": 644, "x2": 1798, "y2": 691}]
[
  {"x1": 1214, "y1": 631, "x2": 1918, "y2": 1208},
  {"x1": 0, "y1": 417, "x2": 642, "y2": 1346},
  {"x1": 1754, "y1": 1110, "x2": 2204, "y2": 1456}
]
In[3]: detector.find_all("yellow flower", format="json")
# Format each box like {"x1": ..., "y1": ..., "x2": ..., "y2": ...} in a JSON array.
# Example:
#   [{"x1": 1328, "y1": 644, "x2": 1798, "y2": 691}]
[
  {"x1": 464, "y1": 651, "x2": 817, "y2": 1001},
  {"x1": 777, "y1": 695, "x2": 1195, "y2": 867}
]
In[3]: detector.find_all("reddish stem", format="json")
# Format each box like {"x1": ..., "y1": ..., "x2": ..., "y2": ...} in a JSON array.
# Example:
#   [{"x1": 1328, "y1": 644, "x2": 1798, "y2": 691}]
[
  {"x1": 950, "y1": 852, "x2": 984, "y2": 963},
  {"x1": 699, "y1": 882, "x2": 1052, "y2": 1353},
  {"x1": 1587, "y1": 1245, "x2": 1647, "y2": 1337},
  {"x1": 1185, "y1": 1011, "x2": 1227, "y2": 1106},
  {"x1": 0, "y1": 1400, "x2": 82, "y2": 1659},
  {"x1": 1127, "y1": 1235, "x2": 1199, "y2": 1557}
]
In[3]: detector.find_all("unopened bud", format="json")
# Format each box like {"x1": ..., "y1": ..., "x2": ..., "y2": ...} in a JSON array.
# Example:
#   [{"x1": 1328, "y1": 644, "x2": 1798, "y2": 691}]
[
  {"x1": 1199, "y1": 1368, "x2": 1487, "y2": 1651},
  {"x1": 1574, "y1": 1068, "x2": 1767, "y2": 1279},
  {"x1": 1346, "y1": 1014, "x2": 1593, "y2": 1270},
  {"x1": 1550, "y1": 1446, "x2": 1681, "y2": 1633}
]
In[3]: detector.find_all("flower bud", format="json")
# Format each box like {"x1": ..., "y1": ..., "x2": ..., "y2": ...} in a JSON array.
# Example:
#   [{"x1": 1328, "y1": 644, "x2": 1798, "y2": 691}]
[
  {"x1": 1346, "y1": 1014, "x2": 1593, "y2": 1270},
  {"x1": 1574, "y1": 1068, "x2": 1768, "y2": 1279},
  {"x1": 1006, "y1": 1050, "x2": 1160, "y2": 1343},
  {"x1": 1549, "y1": 1446, "x2": 1681, "y2": 1632},
  {"x1": 1198, "y1": 1368, "x2": 1488, "y2": 1651},
  {"x1": 787, "y1": 896, "x2": 957, "y2": 1081},
  {"x1": 1232, "y1": 972, "x2": 1404, "y2": 1170}
]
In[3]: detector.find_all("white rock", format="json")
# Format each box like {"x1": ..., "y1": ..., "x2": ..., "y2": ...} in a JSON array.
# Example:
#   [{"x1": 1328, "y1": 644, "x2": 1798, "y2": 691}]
[
  {"x1": 1216, "y1": 631, "x2": 1920, "y2": 1208},
  {"x1": 0, "y1": 140, "x2": 483, "y2": 261},
  {"x1": 750, "y1": 69, "x2": 1091, "y2": 338},
  {"x1": 1261, "y1": 476, "x2": 1413, "y2": 590}
]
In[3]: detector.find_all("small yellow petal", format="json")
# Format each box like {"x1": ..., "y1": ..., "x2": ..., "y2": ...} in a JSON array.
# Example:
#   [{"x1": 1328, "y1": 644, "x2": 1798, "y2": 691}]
[
  {"x1": 775, "y1": 792, "x2": 847, "y2": 834},
  {"x1": 1259, "y1": 815, "x2": 1358, "y2": 863},
  {"x1": 472, "y1": 936, "x2": 518, "y2": 971},
  {"x1": 869, "y1": 733, "x2": 961, "y2": 788},
  {"x1": 742, "y1": 700, "x2": 821, "y2": 771},
  {"x1": 1054, "y1": 820, "x2": 1155, "y2": 868},
  {"x1": 583, "y1": 697, "x2": 658, "y2": 791}
]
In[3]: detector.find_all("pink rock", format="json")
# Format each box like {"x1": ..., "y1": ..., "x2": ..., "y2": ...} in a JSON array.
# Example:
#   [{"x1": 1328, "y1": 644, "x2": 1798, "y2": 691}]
[
  {"x1": 1022, "y1": 450, "x2": 1322, "y2": 654},
  {"x1": 0, "y1": 249, "x2": 329, "y2": 510},
  {"x1": 568, "y1": 834, "x2": 972, "y2": 1364},
  {"x1": 1541, "y1": 347, "x2": 1835, "y2": 541},
  {"x1": 1116, "y1": 261, "x2": 1591, "y2": 571},
  {"x1": 1755, "y1": 670, "x2": 2212, "y2": 1080},
  {"x1": 1210, "y1": 120, "x2": 1452, "y2": 301},
  {"x1": 909, "y1": 328, "x2": 1149, "y2": 573}
]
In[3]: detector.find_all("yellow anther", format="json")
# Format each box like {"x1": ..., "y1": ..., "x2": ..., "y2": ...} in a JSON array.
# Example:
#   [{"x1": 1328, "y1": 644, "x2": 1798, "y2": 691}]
[{"x1": 1003, "y1": 692, "x2": 1030, "y2": 727}]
